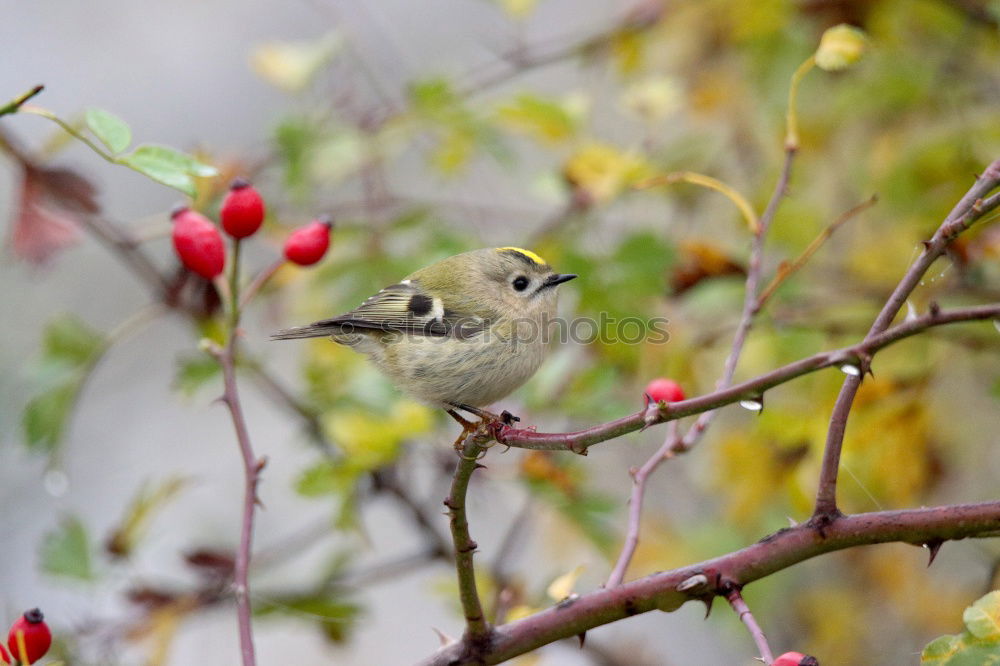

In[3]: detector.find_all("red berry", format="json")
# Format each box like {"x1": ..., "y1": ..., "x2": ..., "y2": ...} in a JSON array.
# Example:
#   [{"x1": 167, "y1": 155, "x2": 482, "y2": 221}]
[
  {"x1": 7, "y1": 608, "x2": 52, "y2": 664},
  {"x1": 220, "y1": 178, "x2": 265, "y2": 239},
  {"x1": 645, "y1": 378, "x2": 685, "y2": 403},
  {"x1": 0, "y1": 642, "x2": 10, "y2": 665},
  {"x1": 283, "y1": 217, "x2": 332, "y2": 266},
  {"x1": 171, "y1": 206, "x2": 226, "y2": 279},
  {"x1": 773, "y1": 652, "x2": 819, "y2": 666}
]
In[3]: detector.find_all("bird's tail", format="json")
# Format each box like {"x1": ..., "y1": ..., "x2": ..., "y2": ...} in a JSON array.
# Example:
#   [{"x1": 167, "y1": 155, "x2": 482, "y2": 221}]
[{"x1": 270, "y1": 324, "x2": 338, "y2": 340}]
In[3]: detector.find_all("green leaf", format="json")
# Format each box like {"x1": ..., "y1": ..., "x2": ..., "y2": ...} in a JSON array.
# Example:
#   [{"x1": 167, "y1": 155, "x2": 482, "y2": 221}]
[
  {"x1": 923, "y1": 591, "x2": 1000, "y2": 664},
  {"x1": 43, "y1": 314, "x2": 104, "y2": 367},
  {"x1": 22, "y1": 382, "x2": 79, "y2": 453},
  {"x1": 40, "y1": 515, "x2": 95, "y2": 581},
  {"x1": 123, "y1": 144, "x2": 218, "y2": 196},
  {"x1": 85, "y1": 107, "x2": 132, "y2": 153},
  {"x1": 409, "y1": 77, "x2": 459, "y2": 114},
  {"x1": 496, "y1": 93, "x2": 578, "y2": 144},
  {"x1": 255, "y1": 594, "x2": 361, "y2": 643},
  {"x1": 107, "y1": 477, "x2": 188, "y2": 558},
  {"x1": 964, "y1": 591, "x2": 1000, "y2": 640},
  {"x1": 296, "y1": 459, "x2": 358, "y2": 497},
  {"x1": 173, "y1": 354, "x2": 221, "y2": 397}
]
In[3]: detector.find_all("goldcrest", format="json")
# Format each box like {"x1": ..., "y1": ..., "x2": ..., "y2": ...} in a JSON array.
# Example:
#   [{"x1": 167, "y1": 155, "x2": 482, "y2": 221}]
[{"x1": 272, "y1": 247, "x2": 576, "y2": 413}]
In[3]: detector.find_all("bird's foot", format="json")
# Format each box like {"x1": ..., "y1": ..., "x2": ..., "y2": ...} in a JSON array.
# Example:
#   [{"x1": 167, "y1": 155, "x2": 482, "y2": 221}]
[{"x1": 445, "y1": 404, "x2": 522, "y2": 454}]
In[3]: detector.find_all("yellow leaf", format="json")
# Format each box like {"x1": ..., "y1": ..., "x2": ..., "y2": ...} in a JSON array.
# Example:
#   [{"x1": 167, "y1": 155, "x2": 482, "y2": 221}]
[
  {"x1": 546, "y1": 565, "x2": 585, "y2": 601},
  {"x1": 563, "y1": 142, "x2": 651, "y2": 204},
  {"x1": 431, "y1": 128, "x2": 475, "y2": 174},
  {"x1": 324, "y1": 399, "x2": 433, "y2": 467},
  {"x1": 496, "y1": 94, "x2": 578, "y2": 144},
  {"x1": 497, "y1": 0, "x2": 538, "y2": 19},
  {"x1": 611, "y1": 29, "x2": 644, "y2": 74},
  {"x1": 505, "y1": 604, "x2": 538, "y2": 622},
  {"x1": 250, "y1": 33, "x2": 341, "y2": 92},
  {"x1": 621, "y1": 77, "x2": 682, "y2": 122}
]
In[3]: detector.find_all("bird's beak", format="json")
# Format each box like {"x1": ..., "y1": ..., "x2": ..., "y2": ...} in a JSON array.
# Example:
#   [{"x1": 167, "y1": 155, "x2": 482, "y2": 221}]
[{"x1": 542, "y1": 273, "x2": 578, "y2": 288}]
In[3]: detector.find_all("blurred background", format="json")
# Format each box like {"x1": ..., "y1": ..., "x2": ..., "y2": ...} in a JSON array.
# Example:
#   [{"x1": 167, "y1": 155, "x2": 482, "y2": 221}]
[{"x1": 2, "y1": 1, "x2": 1000, "y2": 664}]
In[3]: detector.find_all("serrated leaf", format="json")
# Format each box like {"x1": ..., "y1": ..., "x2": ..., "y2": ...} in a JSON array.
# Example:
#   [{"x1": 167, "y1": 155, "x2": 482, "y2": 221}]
[
  {"x1": 40, "y1": 515, "x2": 95, "y2": 581},
  {"x1": 173, "y1": 354, "x2": 221, "y2": 397},
  {"x1": 42, "y1": 314, "x2": 104, "y2": 367},
  {"x1": 123, "y1": 144, "x2": 218, "y2": 196},
  {"x1": 22, "y1": 381, "x2": 79, "y2": 453},
  {"x1": 85, "y1": 107, "x2": 131, "y2": 153}
]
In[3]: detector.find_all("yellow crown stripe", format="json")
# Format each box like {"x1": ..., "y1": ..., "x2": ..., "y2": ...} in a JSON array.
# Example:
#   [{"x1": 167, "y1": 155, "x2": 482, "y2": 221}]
[{"x1": 497, "y1": 247, "x2": 547, "y2": 266}]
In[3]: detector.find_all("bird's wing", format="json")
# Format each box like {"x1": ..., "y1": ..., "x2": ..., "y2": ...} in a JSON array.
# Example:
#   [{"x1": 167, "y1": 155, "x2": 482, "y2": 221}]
[{"x1": 271, "y1": 281, "x2": 488, "y2": 340}]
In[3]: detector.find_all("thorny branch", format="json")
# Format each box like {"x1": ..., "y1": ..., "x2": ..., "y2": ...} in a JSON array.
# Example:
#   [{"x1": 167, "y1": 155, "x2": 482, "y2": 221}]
[
  {"x1": 493, "y1": 301, "x2": 1000, "y2": 453},
  {"x1": 606, "y1": 145, "x2": 798, "y2": 587},
  {"x1": 812, "y1": 158, "x2": 1000, "y2": 519},
  {"x1": 206, "y1": 237, "x2": 263, "y2": 666},
  {"x1": 432, "y1": 162, "x2": 1000, "y2": 664},
  {"x1": 421, "y1": 501, "x2": 1000, "y2": 665},
  {"x1": 445, "y1": 433, "x2": 491, "y2": 646}
]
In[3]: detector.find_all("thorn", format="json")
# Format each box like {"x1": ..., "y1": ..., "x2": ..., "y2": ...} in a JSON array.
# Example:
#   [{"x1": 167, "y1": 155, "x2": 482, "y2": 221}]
[
  {"x1": 676, "y1": 573, "x2": 709, "y2": 593},
  {"x1": 577, "y1": 631, "x2": 586, "y2": 648},
  {"x1": 473, "y1": 463, "x2": 488, "y2": 471},
  {"x1": 929, "y1": 301, "x2": 941, "y2": 317},
  {"x1": 921, "y1": 239, "x2": 932, "y2": 250},
  {"x1": 924, "y1": 539, "x2": 944, "y2": 567},
  {"x1": 255, "y1": 456, "x2": 269, "y2": 473},
  {"x1": 701, "y1": 596, "x2": 714, "y2": 618},
  {"x1": 431, "y1": 627, "x2": 456, "y2": 646}
]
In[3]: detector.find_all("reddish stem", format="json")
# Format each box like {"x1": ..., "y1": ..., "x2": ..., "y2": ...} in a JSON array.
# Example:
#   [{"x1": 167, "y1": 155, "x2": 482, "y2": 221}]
[{"x1": 726, "y1": 587, "x2": 774, "y2": 665}]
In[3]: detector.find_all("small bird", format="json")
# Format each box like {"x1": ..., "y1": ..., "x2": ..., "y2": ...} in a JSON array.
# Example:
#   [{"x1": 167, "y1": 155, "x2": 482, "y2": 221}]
[{"x1": 272, "y1": 247, "x2": 577, "y2": 425}]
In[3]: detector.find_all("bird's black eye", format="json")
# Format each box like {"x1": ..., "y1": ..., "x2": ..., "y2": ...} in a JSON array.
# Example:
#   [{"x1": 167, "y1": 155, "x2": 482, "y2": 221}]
[{"x1": 512, "y1": 275, "x2": 530, "y2": 291}]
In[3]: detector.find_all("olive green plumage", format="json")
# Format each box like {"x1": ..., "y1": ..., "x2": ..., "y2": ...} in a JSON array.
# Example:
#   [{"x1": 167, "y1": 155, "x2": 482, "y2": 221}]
[{"x1": 272, "y1": 247, "x2": 577, "y2": 407}]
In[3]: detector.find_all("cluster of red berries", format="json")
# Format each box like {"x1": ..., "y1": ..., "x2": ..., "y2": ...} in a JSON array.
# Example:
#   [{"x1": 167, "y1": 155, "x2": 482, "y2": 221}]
[
  {"x1": 645, "y1": 377, "x2": 686, "y2": 404},
  {"x1": 2, "y1": 609, "x2": 51, "y2": 665},
  {"x1": 171, "y1": 178, "x2": 332, "y2": 279}
]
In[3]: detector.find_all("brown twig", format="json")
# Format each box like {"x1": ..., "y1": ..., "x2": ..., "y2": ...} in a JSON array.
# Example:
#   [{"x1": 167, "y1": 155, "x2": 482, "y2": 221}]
[
  {"x1": 489, "y1": 495, "x2": 535, "y2": 624},
  {"x1": 456, "y1": 2, "x2": 664, "y2": 99},
  {"x1": 607, "y1": 147, "x2": 795, "y2": 587},
  {"x1": 206, "y1": 237, "x2": 264, "y2": 666},
  {"x1": 605, "y1": 422, "x2": 679, "y2": 587},
  {"x1": 420, "y1": 500, "x2": 1000, "y2": 665},
  {"x1": 725, "y1": 586, "x2": 774, "y2": 665},
  {"x1": 495, "y1": 302, "x2": 1000, "y2": 453},
  {"x1": 812, "y1": 159, "x2": 1000, "y2": 519},
  {"x1": 444, "y1": 433, "x2": 491, "y2": 650},
  {"x1": 239, "y1": 258, "x2": 287, "y2": 310},
  {"x1": 756, "y1": 194, "x2": 878, "y2": 310}
]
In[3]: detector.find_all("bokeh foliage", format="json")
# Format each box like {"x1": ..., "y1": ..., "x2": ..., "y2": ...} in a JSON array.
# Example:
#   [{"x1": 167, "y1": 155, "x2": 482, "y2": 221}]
[{"x1": 9, "y1": 0, "x2": 1000, "y2": 663}]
